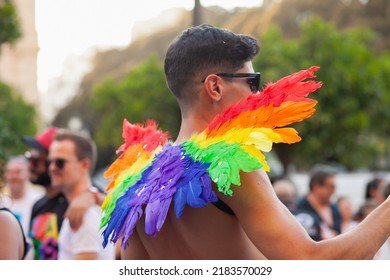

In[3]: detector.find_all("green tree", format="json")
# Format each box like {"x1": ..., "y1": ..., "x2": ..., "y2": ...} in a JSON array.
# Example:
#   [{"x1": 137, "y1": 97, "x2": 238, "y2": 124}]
[
  {"x1": 0, "y1": 82, "x2": 37, "y2": 172},
  {"x1": 0, "y1": 0, "x2": 33, "y2": 180},
  {"x1": 253, "y1": 18, "x2": 390, "y2": 172},
  {"x1": 90, "y1": 56, "x2": 180, "y2": 153},
  {"x1": 0, "y1": 0, "x2": 22, "y2": 47}
]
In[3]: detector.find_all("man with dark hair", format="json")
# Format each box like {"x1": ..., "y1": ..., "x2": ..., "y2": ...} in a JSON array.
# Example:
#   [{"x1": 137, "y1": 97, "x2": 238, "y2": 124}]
[
  {"x1": 295, "y1": 168, "x2": 341, "y2": 241},
  {"x1": 22, "y1": 127, "x2": 100, "y2": 260},
  {"x1": 164, "y1": 24, "x2": 259, "y2": 106},
  {"x1": 22, "y1": 127, "x2": 58, "y2": 188},
  {"x1": 22, "y1": 127, "x2": 68, "y2": 259},
  {"x1": 49, "y1": 131, "x2": 114, "y2": 259},
  {"x1": 114, "y1": 24, "x2": 390, "y2": 259}
]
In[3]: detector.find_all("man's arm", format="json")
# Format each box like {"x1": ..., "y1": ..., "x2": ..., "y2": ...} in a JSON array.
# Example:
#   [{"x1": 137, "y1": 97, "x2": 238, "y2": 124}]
[
  {"x1": 65, "y1": 187, "x2": 106, "y2": 230},
  {"x1": 224, "y1": 170, "x2": 390, "y2": 259}
]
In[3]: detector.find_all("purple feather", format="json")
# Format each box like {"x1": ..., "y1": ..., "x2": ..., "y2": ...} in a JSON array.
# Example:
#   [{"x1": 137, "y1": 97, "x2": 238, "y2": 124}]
[
  {"x1": 145, "y1": 200, "x2": 160, "y2": 236},
  {"x1": 143, "y1": 145, "x2": 184, "y2": 236},
  {"x1": 122, "y1": 206, "x2": 143, "y2": 248},
  {"x1": 145, "y1": 197, "x2": 172, "y2": 236},
  {"x1": 157, "y1": 198, "x2": 172, "y2": 231}
]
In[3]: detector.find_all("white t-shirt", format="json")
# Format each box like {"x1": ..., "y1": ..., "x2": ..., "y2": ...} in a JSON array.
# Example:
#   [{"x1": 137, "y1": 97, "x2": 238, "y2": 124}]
[
  {"x1": 3, "y1": 187, "x2": 43, "y2": 234},
  {"x1": 58, "y1": 205, "x2": 115, "y2": 260}
]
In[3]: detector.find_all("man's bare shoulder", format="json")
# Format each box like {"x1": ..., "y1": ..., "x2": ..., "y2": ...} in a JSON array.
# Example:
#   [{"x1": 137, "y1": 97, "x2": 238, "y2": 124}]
[{"x1": 222, "y1": 170, "x2": 276, "y2": 212}]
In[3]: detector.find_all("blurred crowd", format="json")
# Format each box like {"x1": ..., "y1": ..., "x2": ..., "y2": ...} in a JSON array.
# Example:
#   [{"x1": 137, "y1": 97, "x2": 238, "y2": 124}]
[
  {"x1": 272, "y1": 168, "x2": 390, "y2": 259},
  {"x1": 0, "y1": 127, "x2": 116, "y2": 260}
]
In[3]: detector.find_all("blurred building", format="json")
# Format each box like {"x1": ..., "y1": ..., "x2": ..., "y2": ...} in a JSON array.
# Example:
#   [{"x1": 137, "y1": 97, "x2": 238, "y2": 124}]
[{"x1": 0, "y1": 0, "x2": 39, "y2": 107}]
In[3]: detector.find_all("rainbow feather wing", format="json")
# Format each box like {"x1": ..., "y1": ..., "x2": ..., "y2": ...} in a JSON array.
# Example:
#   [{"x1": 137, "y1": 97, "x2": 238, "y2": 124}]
[
  {"x1": 100, "y1": 119, "x2": 170, "y2": 245},
  {"x1": 101, "y1": 66, "x2": 322, "y2": 247}
]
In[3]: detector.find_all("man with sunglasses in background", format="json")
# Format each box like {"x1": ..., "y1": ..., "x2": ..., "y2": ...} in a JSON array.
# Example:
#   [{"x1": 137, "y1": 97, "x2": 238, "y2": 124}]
[
  {"x1": 22, "y1": 127, "x2": 102, "y2": 260},
  {"x1": 294, "y1": 167, "x2": 341, "y2": 241},
  {"x1": 117, "y1": 24, "x2": 390, "y2": 260},
  {"x1": 48, "y1": 131, "x2": 114, "y2": 259}
]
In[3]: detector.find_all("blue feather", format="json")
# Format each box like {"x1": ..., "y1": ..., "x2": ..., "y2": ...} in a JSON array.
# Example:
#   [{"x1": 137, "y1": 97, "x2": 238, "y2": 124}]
[{"x1": 187, "y1": 179, "x2": 205, "y2": 207}]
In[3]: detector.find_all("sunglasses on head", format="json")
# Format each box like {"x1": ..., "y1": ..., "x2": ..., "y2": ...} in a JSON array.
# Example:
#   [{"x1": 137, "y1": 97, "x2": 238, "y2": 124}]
[
  {"x1": 216, "y1": 72, "x2": 261, "y2": 93},
  {"x1": 47, "y1": 158, "x2": 67, "y2": 169}
]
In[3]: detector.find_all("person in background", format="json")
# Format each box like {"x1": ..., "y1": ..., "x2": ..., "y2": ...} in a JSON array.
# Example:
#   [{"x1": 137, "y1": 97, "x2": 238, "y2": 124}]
[
  {"x1": 3, "y1": 155, "x2": 44, "y2": 234},
  {"x1": 364, "y1": 177, "x2": 386, "y2": 205},
  {"x1": 2, "y1": 155, "x2": 45, "y2": 196},
  {"x1": 272, "y1": 178, "x2": 299, "y2": 212},
  {"x1": 337, "y1": 196, "x2": 358, "y2": 233},
  {"x1": 49, "y1": 131, "x2": 114, "y2": 260},
  {"x1": 22, "y1": 127, "x2": 103, "y2": 260},
  {"x1": 294, "y1": 167, "x2": 341, "y2": 241}
]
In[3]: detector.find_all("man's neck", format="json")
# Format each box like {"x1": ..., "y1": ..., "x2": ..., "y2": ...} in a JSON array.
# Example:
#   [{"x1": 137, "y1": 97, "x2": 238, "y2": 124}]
[
  {"x1": 10, "y1": 187, "x2": 26, "y2": 200},
  {"x1": 64, "y1": 177, "x2": 92, "y2": 202},
  {"x1": 175, "y1": 112, "x2": 210, "y2": 144},
  {"x1": 46, "y1": 185, "x2": 62, "y2": 199},
  {"x1": 307, "y1": 192, "x2": 329, "y2": 208}
]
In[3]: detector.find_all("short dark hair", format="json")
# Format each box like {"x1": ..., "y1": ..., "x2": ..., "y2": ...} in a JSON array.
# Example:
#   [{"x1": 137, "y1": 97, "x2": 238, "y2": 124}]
[
  {"x1": 164, "y1": 24, "x2": 260, "y2": 104},
  {"x1": 365, "y1": 177, "x2": 383, "y2": 199},
  {"x1": 54, "y1": 131, "x2": 97, "y2": 173},
  {"x1": 309, "y1": 169, "x2": 335, "y2": 191}
]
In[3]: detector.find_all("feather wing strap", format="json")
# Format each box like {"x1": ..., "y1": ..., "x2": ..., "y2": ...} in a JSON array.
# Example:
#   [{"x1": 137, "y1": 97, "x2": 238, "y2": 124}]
[{"x1": 101, "y1": 66, "x2": 322, "y2": 247}]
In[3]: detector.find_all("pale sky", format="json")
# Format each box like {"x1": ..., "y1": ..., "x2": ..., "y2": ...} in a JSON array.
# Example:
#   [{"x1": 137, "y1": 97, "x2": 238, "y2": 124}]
[{"x1": 34, "y1": 0, "x2": 262, "y2": 121}]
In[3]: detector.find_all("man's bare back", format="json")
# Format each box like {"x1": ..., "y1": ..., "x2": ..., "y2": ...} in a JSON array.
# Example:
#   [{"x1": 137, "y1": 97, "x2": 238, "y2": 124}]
[{"x1": 123, "y1": 195, "x2": 266, "y2": 259}]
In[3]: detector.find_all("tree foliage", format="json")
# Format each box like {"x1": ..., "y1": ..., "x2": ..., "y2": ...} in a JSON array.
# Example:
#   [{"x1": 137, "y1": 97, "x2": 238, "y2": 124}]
[
  {"x1": 253, "y1": 18, "x2": 390, "y2": 171},
  {"x1": 90, "y1": 56, "x2": 180, "y2": 151},
  {"x1": 0, "y1": 0, "x2": 32, "y2": 178},
  {"x1": 0, "y1": 82, "x2": 37, "y2": 174},
  {"x1": 0, "y1": 0, "x2": 22, "y2": 46}
]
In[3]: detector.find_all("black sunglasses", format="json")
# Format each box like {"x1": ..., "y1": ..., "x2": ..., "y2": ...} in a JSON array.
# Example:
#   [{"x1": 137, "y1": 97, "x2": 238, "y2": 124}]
[
  {"x1": 47, "y1": 158, "x2": 67, "y2": 169},
  {"x1": 216, "y1": 72, "x2": 261, "y2": 93}
]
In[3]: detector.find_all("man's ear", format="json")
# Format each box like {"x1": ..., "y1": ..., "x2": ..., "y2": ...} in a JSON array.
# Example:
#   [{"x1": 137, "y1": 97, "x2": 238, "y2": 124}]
[
  {"x1": 81, "y1": 158, "x2": 91, "y2": 173},
  {"x1": 203, "y1": 74, "x2": 224, "y2": 102}
]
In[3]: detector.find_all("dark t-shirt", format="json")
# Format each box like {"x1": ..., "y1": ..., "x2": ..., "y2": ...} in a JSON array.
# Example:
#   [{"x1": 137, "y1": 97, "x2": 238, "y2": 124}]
[
  {"x1": 29, "y1": 192, "x2": 68, "y2": 260},
  {"x1": 294, "y1": 197, "x2": 341, "y2": 241}
]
